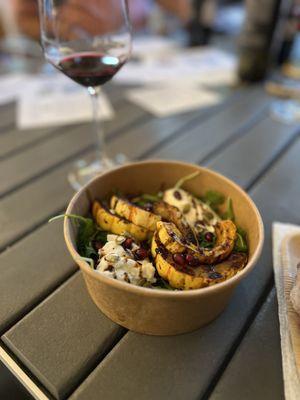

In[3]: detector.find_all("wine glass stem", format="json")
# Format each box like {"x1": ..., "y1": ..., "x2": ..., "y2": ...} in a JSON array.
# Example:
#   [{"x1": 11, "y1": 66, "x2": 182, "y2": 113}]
[{"x1": 88, "y1": 86, "x2": 108, "y2": 165}]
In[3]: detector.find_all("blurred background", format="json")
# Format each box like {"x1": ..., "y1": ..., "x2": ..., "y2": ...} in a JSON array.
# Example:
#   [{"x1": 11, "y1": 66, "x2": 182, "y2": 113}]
[
  {"x1": 0, "y1": 0, "x2": 299, "y2": 127},
  {"x1": 0, "y1": 0, "x2": 299, "y2": 78}
]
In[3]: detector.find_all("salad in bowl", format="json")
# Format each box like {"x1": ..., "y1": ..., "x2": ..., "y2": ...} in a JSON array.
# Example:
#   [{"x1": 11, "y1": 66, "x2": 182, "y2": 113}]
[{"x1": 62, "y1": 161, "x2": 263, "y2": 335}]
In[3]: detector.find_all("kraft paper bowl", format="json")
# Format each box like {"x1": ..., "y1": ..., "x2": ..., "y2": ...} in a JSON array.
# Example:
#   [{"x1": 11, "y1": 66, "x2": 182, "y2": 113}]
[{"x1": 64, "y1": 160, "x2": 264, "y2": 336}]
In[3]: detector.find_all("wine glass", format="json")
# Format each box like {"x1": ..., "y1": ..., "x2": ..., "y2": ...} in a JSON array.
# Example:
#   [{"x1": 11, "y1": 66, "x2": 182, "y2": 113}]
[{"x1": 38, "y1": 0, "x2": 132, "y2": 189}]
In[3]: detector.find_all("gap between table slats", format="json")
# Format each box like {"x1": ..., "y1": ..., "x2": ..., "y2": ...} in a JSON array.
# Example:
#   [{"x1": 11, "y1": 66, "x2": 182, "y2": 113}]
[
  {"x1": 0, "y1": 88, "x2": 243, "y2": 252},
  {"x1": 67, "y1": 125, "x2": 300, "y2": 400},
  {"x1": 0, "y1": 86, "x2": 292, "y2": 398}
]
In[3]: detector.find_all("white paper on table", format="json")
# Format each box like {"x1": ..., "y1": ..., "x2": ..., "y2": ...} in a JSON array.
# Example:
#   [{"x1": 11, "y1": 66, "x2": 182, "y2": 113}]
[
  {"x1": 131, "y1": 35, "x2": 178, "y2": 61},
  {"x1": 0, "y1": 73, "x2": 30, "y2": 105},
  {"x1": 126, "y1": 86, "x2": 223, "y2": 117},
  {"x1": 174, "y1": 48, "x2": 237, "y2": 71},
  {"x1": 116, "y1": 47, "x2": 237, "y2": 86},
  {"x1": 272, "y1": 222, "x2": 300, "y2": 400},
  {"x1": 17, "y1": 73, "x2": 114, "y2": 129},
  {"x1": 195, "y1": 69, "x2": 237, "y2": 86}
]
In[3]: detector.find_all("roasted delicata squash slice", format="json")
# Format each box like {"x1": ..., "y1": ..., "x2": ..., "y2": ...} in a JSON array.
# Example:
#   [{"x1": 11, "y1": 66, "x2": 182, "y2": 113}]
[
  {"x1": 153, "y1": 201, "x2": 196, "y2": 244},
  {"x1": 110, "y1": 195, "x2": 161, "y2": 231},
  {"x1": 201, "y1": 220, "x2": 237, "y2": 264},
  {"x1": 151, "y1": 234, "x2": 247, "y2": 290},
  {"x1": 156, "y1": 221, "x2": 197, "y2": 254},
  {"x1": 92, "y1": 201, "x2": 150, "y2": 241},
  {"x1": 157, "y1": 220, "x2": 237, "y2": 264}
]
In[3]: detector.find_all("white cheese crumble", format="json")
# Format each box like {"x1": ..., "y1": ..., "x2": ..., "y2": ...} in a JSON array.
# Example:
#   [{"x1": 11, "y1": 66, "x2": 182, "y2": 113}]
[
  {"x1": 163, "y1": 188, "x2": 220, "y2": 233},
  {"x1": 96, "y1": 234, "x2": 156, "y2": 286}
]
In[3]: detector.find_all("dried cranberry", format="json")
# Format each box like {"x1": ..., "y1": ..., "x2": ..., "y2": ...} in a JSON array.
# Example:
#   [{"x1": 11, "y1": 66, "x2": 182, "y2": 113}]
[
  {"x1": 185, "y1": 254, "x2": 193, "y2": 263},
  {"x1": 135, "y1": 248, "x2": 148, "y2": 260},
  {"x1": 173, "y1": 190, "x2": 182, "y2": 200},
  {"x1": 144, "y1": 203, "x2": 153, "y2": 212},
  {"x1": 185, "y1": 254, "x2": 200, "y2": 267},
  {"x1": 173, "y1": 253, "x2": 185, "y2": 266},
  {"x1": 204, "y1": 232, "x2": 214, "y2": 242},
  {"x1": 93, "y1": 241, "x2": 103, "y2": 251},
  {"x1": 123, "y1": 238, "x2": 133, "y2": 249}
]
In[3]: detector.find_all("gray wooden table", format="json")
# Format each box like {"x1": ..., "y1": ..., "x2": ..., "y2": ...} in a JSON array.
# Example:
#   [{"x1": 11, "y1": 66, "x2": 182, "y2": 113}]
[{"x1": 0, "y1": 74, "x2": 299, "y2": 400}]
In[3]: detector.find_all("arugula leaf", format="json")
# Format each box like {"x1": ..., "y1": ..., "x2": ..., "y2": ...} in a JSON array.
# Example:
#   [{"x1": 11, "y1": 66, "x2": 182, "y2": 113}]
[
  {"x1": 154, "y1": 276, "x2": 176, "y2": 290},
  {"x1": 49, "y1": 214, "x2": 107, "y2": 264},
  {"x1": 112, "y1": 188, "x2": 123, "y2": 197},
  {"x1": 94, "y1": 230, "x2": 108, "y2": 244},
  {"x1": 133, "y1": 200, "x2": 148, "y2": 207},
  {"x1": 141, "y1": 194, "x2": 161, "y2": 202},
  {"x1": 174, "y1": 171, "x2": 200, "y2": 189},
  {"x1": 222, "y1": 198, "x2": 235, "y2": 221},
  {"x1": 234, "y1": 227, "x2": 248, "y2": 253},
  {"x1": 82, "y1": 244, "x2": 98, "y2": 260},
  {"x1": 132, "y1": 193, "x2": 162, "y2": 207},
  {"x1": 201, "y1": 191, "x2": 225, "y2": 209}
]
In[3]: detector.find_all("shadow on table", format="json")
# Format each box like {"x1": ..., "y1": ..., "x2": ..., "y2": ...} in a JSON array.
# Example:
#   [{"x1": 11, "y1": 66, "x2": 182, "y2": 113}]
[{"x1": 0, "y1": 360, "x2": 33, "y2": 400}]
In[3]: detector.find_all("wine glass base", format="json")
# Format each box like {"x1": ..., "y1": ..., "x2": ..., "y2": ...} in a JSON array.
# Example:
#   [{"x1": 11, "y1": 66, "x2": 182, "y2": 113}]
[{"x1": 68, "y1": 154, "x2": 128, "y2": 191}]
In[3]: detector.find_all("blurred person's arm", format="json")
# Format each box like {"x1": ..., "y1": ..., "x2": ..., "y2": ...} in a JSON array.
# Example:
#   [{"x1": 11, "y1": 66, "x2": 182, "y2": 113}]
[
  {"x1": 11, "y1": 0, "x2": 40, "y2": 39},
  {"x1": 62, "y1": 0, "x2": 151, "y2": 32},
  {"x1": 11, "y1": 0, "x2": 151, "y2": 41},
  {"x1": 0, "y1": 20, "x2": 4, "y2": 38}
]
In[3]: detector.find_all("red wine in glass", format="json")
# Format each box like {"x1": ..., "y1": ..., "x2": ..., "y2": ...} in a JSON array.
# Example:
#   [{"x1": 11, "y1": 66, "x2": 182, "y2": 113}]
[
  {"x1": 57, "y1": 53, "x2": 125, "y2": 87},
  {"x1": 38, "y1": 0, "x2": 132, "y2": 190}
]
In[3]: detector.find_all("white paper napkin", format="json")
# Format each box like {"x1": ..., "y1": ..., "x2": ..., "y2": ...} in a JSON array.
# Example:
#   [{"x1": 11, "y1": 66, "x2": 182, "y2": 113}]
[
  {"x1": 116, "y1": 46, "x2": 237, "y2": 87},
  {"x1": 273, "y1": 222, "x2": 300, "y2": 400},
  {"x1": 0, "y1": 73, "x2": 29, "y2": 105},
  {"x1": 126, "y1": 86, "x2": 223, "y2": 117},
  {"x1": 17, "y1": 74, "x2": 114, "y2": 130}
]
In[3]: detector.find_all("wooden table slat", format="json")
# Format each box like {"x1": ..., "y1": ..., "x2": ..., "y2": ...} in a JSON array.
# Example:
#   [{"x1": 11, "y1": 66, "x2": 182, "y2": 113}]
[
  {"x1": 2, "y1": 273, "x2": 123, "y2": 400},
  {"x1": 108, "y1": 91, "x2": 240, "y2": 161},
  {"x1": 150, "y1": 87, "x2": 270, "y2": 162},
  {"x1": 0, "y1": 222, "x2": 76, "y2": 334},
  {"x1": 0, "y1": 161, "x2": 74, "y2": 251},
  {"x1": 0, "y1": 100, "x2": 148, "y2": 198},
  {"x1": 209, "y1": 289, "x2": 284, "y2": 400},
  {"x1": 206, "y1": 116, "x2": 300, "y2": 188},
  {"x1": 69, "y1": 279, "x2": 271, "y2": 400},
  {"x1": 0, "y1": 103, "x2": 15, "y2": 132},
  {"x1": 0, "y1": 126, "x2": 57, "y2": 161},
  {"x1": 0, "y1": 126, "x2": 95, "y2": 198}
]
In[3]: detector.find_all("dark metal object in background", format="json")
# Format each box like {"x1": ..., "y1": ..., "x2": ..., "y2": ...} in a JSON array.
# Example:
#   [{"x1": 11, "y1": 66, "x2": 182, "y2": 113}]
[
  {"x1": 187, "y1": 0, "x2": 214, "y2": 46},
  {"x1": 238, "y1": 0, "x2": 283, "y2": 82},
  {"x1": 276, "y1": 0, "x2": 300, "y2": 65},
  {"x1": 238, "y1": 0, "x2": 298, "y2": 82}
]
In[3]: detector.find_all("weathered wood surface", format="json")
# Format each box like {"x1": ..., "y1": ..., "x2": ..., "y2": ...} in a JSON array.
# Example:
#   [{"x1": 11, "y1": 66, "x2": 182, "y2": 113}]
[{"x1": 1, "y1": 79, "x2": 298, "y2": 400}]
